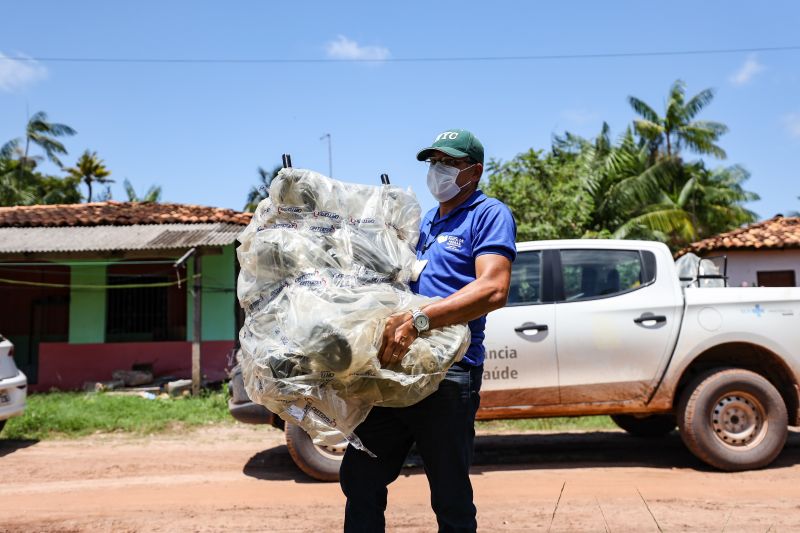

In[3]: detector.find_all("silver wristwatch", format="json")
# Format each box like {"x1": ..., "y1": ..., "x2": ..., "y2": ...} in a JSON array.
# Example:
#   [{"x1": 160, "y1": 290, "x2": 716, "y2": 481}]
[{"x1": 411, "y1": 308, "x2": 430, "y2": 333}]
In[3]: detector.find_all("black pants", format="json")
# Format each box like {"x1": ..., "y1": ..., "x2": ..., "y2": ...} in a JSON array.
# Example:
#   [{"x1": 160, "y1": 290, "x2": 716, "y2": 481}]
[{"x1": 340, "y1": 363, "x2": 483, "y2": 533}]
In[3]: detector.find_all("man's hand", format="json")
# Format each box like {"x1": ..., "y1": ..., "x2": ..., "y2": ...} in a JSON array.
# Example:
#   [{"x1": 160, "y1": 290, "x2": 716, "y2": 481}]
[{"x1": 378, "y1": 312, "x2": 419, "y2": 367}]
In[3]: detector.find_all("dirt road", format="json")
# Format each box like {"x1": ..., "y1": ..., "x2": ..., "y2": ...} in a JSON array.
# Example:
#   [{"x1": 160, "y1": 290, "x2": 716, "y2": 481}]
[{"x1": 1, "y1": 425, "x2": 799, "y2": 532}]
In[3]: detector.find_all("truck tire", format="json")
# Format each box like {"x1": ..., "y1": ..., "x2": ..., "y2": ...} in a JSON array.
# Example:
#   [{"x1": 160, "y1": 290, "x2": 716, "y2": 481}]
[
  {"x1": 285, "y1": 423, "x2": 346, "y2": 482},
  {"x1": 677, "y1": 368, "x2": 788, "y2": 471},
  {"x1": 611, "y1": 414, "x2": 676, "y2": 437}
]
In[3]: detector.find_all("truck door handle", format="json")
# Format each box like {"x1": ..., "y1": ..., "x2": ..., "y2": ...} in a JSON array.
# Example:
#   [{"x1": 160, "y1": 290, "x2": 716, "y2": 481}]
[
  {"x1": 633, "y1": 314, "x2": 667, "y2": 324},
  {"x1": 514, "y1": 323, "x2": 548, "y2": 333}
]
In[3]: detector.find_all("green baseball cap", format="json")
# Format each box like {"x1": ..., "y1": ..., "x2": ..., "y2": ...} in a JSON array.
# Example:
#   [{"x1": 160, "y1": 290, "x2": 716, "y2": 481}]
[{"x1": 416, "y1": 129, "x2": 484, "y2": 164}]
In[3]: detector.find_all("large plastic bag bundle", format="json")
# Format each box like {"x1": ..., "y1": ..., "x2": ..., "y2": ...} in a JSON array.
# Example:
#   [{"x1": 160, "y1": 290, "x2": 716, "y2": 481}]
[{"x1": 237, "y1": 168, "x2": 470, "y2": 452}]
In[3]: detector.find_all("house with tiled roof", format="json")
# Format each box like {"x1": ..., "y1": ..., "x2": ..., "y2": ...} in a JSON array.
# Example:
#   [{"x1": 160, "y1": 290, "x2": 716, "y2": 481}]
[
  {"x1": 0, "y1": 201, "x2": 253, "y2": 390},
  {"x1": 677, "y1": 215, "x2": 800, "y2": 287}
]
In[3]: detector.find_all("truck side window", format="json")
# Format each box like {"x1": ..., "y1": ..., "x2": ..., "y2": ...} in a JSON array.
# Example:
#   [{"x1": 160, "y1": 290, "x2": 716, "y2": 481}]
[
  {"x1": 506, "y1": 251, "x2": 542, "y2": 306},
  {"x1": 560, "y1": 249, "x2": 649, "y2": 302}
]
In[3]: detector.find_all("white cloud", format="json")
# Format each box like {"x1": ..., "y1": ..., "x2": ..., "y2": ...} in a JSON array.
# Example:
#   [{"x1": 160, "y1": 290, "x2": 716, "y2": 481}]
[
  {"x1": 562, "y1": 109, "x2": 599, "y2": 124},
  {"x1": 783, "y1": 113, "x2": 800, "y2": 138},
  {"x1": 0, "y1": 52, "x2": 47, "y2": 92},
  {"x1": 729, "y1": 53, "x2": 764, "y2": 86},
  {"x1": 325, "y1": 35, "x2": 390, "y2": 62}
]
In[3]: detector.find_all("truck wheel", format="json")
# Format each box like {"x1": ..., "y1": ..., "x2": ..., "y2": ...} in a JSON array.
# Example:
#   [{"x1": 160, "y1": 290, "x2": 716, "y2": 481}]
[
  {"x1": 611, "y1": 414, "x2": 676, "y2": 437},
  {"x1": 677, "y1": 368, "x2": 788, "y2": 471},
  {"x1": 285, "y1": 423, "x2": 346, "y2": 482}
]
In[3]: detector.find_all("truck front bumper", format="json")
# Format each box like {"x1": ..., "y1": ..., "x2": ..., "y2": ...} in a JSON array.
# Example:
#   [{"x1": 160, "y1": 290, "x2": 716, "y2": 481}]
[
  {"x1": 227, "y1": 363, "x2": 283, "y2": 429},
  {"x1": 228, "y1": 398, "x2": 277, "y2": 425}
]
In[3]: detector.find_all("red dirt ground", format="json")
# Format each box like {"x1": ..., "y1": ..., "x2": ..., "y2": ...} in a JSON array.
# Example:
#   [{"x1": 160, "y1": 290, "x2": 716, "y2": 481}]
[{"x1": 1, "y1": 425, "x2": 799, "y2": 532}]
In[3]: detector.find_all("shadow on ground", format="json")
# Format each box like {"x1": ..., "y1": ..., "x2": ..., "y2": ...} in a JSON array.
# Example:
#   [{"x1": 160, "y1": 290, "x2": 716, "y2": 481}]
[
  {"x1": 243, "y1": 444, "x2": 320, "y2": 483},
  {"x1": 0, "y1": 438, "x2": 39, "y2": 458},
  {"x1": 243, "y1": 428, "x2": 800, "y2": 483}
]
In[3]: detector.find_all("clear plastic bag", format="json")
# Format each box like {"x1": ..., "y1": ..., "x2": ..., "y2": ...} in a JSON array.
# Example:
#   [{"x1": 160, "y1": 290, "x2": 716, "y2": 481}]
[
  {"x1": 237, "y1": 168, "x2": 470, "y2": 453},
  {"x1": 675, "y1": 252, "x2": 725, "y2": 288}
]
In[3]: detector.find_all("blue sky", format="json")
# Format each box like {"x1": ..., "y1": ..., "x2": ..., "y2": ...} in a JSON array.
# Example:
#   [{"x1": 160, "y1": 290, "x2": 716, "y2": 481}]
[{"x1": 1, "y1": 1, "x2": 799, "y2": 220}]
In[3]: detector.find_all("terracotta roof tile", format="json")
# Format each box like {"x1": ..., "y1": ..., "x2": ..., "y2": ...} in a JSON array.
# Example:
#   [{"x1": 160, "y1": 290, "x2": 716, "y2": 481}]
[
  {"x1": 677, "y1": 215, "x2": 800, "y2": 257},
  {"x1": 0, "y1": 201, "x2": 253, "y2": 228}
]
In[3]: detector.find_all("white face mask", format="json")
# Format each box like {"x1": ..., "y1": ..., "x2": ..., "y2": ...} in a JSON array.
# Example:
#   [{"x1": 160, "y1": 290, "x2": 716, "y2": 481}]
[{"x1": 426, "y1": 163, "x2": 475, "y2": 202}]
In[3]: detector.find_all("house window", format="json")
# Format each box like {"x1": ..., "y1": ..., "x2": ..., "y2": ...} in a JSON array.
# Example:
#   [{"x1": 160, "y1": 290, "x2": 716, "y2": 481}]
[
  {"x1": 105, "y1": 264, "x2": 186, "y2": 342},
  {"x1": 756, "y1": 270, "x2": 796, "y2": 287}
]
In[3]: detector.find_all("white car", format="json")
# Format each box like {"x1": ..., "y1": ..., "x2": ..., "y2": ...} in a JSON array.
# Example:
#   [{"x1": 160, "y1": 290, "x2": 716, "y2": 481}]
[
  {"x1": 230, "y1": 239, "x2": 800, "y2": 479},
  {"x1": 0, "y1": 335, "x2": 27, "y2": 433}
]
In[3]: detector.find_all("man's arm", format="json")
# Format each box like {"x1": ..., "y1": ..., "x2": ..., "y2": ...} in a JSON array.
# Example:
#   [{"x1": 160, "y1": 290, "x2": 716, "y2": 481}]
[{"x1": 378, "y1": 254, "x2": 512, "y2": 365}]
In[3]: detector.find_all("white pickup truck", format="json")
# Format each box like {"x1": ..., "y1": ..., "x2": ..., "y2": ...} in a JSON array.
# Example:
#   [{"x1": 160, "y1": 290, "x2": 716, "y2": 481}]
[{"x1": 229, "y1": 239, "x2": 800, "y2": 480}]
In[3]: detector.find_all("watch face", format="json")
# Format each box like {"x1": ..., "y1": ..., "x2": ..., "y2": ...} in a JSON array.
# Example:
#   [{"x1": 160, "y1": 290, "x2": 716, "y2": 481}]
[{"x1": 414, "y1": 314, "x2": 429, "y2": 331}]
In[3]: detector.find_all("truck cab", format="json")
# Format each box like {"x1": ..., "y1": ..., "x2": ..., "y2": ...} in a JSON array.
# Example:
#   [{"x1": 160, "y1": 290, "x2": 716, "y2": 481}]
[{"x1": 480, "y1": 239, "x2": 683, "y2": 416}]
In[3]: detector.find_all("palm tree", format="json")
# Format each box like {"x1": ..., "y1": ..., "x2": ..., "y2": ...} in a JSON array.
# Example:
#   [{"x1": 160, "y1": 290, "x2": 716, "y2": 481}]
[
  {"x1": 123, "y1": 178, "x2": 162, "y2": 202},
  {"x1": 691, "y1": 164, "x2": 759, "y2": 236},
  {"x1": 20, "y1": 111, "x2": 77, "y2": 168},
  {"x1": 65, "y1": 150, "x2": 113, "y2": 202},
  {"x1": 244, "y1": 165, "x2": 281, "y2": 212},
  {"x1": 612, "y1": 162, "x2": 758, "y2": 249},
  {"x1": 564, "y1": 125, "x2": 678, "y2": 239},
  {"x1": 628, "y1": 80, "x2": 728, "y2": 160},
  {"x1": 562, "y1": 122, "x2": 756, "y2": 250}
]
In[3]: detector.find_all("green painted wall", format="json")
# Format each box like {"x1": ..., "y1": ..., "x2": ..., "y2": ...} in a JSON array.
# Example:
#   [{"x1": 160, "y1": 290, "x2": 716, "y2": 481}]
[
  {"x1": 68, "y1": 264, "x2": 107, "y2": 343},
  {"x1": 187, "y1": 244, "x2": 237, "y2": 341}
]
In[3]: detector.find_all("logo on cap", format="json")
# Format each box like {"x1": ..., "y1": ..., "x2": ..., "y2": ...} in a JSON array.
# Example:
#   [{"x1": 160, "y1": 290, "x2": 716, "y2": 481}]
[{"x1": 435, "y1": 131, "x2": 459, "y2": 142}]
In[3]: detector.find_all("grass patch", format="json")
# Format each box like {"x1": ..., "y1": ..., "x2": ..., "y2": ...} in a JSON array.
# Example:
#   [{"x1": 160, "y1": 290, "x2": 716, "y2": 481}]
[
  {"x1": 477, "y1": 416, "x2": 616, "y2": 432},
  {"x1": 2, "y1": 387, "x2": 232, "y2": 440},
  {"x1": 3, "y1": 388, "x2": 618, "y2": 441}
]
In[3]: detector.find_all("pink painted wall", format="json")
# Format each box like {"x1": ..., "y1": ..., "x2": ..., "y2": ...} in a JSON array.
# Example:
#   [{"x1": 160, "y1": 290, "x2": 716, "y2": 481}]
[{"x1": 33, "y1": 340, "x2": 235, "y2": 391}]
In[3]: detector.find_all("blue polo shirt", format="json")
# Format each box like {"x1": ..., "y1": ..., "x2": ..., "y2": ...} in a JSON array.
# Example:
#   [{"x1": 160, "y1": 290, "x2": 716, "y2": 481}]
[{"x1": 410, "y1": 190, "x2": 517, "y2": 366}]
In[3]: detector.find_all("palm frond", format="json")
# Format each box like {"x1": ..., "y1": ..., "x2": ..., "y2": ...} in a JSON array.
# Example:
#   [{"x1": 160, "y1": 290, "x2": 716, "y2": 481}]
[
  {"x1": 1, "y1": 139, "x2": 20, "y2": 159},
  {"x1": 614, "y1": 208, "x2": 696, "y2": 242},
  {"x1": 677, "y1": 176, "x2": 697, "y2": 206},
  {"x1": 683, "y1": 88, "x2": 716, "y2": 120},
  {"x1": 123, "y1": 179, "x2": 138, "y2": 201},
  {"x1": 627, "y1": 97, "x2": 660, "y2": 123}
]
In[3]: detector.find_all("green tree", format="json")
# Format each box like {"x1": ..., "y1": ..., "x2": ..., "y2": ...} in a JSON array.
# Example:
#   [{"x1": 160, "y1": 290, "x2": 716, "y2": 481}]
[
  {"x1": 0, "y1": 158, "x2": 36, "y2": 205},
  {"x1": 0, "y1": 158, "x2": 81, "y2": 206},
  {"x1": 506, "y1": 104, "x2": 756, "y2": 251},
  {"x1": 65, "y1": 150, "x2": 113, "y2": 202},
  {"x1": 612, "y1": 162, "x2": 758, "y2": 249},
  {"x1": 688, "y1": 163, "x2": 759, "y2": 237},
  {"x1": 628, "y1": 80, "x2": 728, "y2": 160},
  {"x1": 566, "y1": 127, "x2": 689, "y2": 243},
  {"x1": 484, "y1": 149, "x2": 593, "y2": 241},
  {"x1": 244, "y1": 165, "x2": 281, "y2": 212},
  {"x1": 1, "y1": 113, "x2": 81, "y2": 206},
  {"x1": 6, "y1": 111, "x2": 77, "y2": 168},
  {"x1": 123, "y1": 178, "x2": 162, "y2": 202}
]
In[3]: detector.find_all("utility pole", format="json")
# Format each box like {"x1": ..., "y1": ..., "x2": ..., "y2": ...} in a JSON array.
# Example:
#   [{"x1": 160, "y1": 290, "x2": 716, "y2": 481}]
[
  {"x1": 174, "y1": 247, "x2": 202, "y2": 396},
  {"x1": 191, "y1": 250, "x2": 202, "y2": 395},
  {"x1": 320, "y1": 133, "x2": 333, "y2": 177}
]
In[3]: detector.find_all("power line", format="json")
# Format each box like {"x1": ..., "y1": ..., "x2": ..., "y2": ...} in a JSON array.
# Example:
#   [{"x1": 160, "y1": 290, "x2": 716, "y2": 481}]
[
  {"x1": 2, "y1": 45, "x2": 799, "y2": 65},
  {"x1": 0, "y1": 274, "x2": 197, "y2": 290}
]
